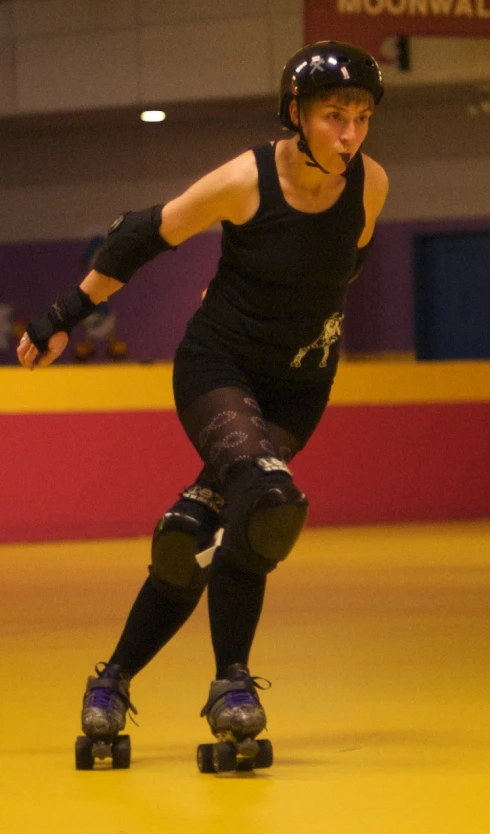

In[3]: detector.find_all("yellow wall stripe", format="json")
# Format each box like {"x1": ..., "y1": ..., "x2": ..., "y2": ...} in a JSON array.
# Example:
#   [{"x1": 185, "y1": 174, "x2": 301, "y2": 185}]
[
  {"x1": 333, "y1": 359, "x2": 490, "y2": 405},
  {"x1": 0, "y1": 359, "x2": 489, "y2": 414}
]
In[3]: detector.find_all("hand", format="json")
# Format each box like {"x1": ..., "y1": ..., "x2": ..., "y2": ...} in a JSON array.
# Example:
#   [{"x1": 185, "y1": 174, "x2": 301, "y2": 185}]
[{"x1": 17, "y1": 330, "x2": 69, "y2": 370}]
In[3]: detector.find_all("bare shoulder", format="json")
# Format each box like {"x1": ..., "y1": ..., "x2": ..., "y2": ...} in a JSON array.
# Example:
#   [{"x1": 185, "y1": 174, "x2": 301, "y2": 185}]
[
  {"x1": 194, "y1": 148, "x2": 257, "y2": 195},
  {"x1": 211, "y1": 148, "x2": 259, "y2": 224},
  {"x1": 362, "y1": 153, "x2": 389, "y2": 203},
  {"x1": 357, "y1": 154, "x2": 389, "y2": 246},
  {"x1": 162, "y1": 149, "x2": 258, "y2": 244},
  {"x1": 222, "y1": 148, "x2": 258, "y2": 186}
]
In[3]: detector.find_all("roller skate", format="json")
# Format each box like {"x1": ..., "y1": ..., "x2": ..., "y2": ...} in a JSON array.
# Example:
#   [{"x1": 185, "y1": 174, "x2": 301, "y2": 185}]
[
  {"x1": 197, "y1": 663, "x2": 273, "y2": 774},
  {"x1": 75, "y1": 663, "x2": 138, "y2": 770}
]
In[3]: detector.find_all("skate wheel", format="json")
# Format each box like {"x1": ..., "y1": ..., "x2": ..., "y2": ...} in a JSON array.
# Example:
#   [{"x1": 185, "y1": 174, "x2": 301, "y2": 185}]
[
  {"x1": 112, "y1": 734, "x2": 131, "y2": 769},
  {"x1": 212, "y1": 741, "x2": 237, "y2": 773},
  {"x1": 236, "y1": 758, "x2": 255, "y2": 772},
  {"x1": 197, "y1": 743, "x2": 215, "y2": 774},
  {"x1": 75, "y1": 736, "x2": 94, "y2": 770},
  {"x1": 254, "y1": 739, "x2": 273, "y2": 769}
]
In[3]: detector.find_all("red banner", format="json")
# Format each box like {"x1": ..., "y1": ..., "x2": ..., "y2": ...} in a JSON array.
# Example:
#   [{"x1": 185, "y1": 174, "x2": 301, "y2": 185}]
[{"x1": 305, "y1": 0, "x2": 490, "y2": 62}]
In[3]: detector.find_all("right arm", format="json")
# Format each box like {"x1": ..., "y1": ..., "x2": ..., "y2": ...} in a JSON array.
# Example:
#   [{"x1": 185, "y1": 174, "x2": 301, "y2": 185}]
[
  {"x1": 159, "y1": 149, "x2": 258, "y2": 245},
  {"x1": 16, "y1": 272, "x2": 125, "y2": 369},
  {"x1": 17, "y1": 151, "x2": 258, "y2": 370}
]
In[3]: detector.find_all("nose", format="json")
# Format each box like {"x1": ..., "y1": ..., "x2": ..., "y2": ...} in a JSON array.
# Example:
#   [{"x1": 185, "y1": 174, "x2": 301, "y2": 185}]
[{"x1": 340, "y1": 120, "x2": 356, "y2": 144}]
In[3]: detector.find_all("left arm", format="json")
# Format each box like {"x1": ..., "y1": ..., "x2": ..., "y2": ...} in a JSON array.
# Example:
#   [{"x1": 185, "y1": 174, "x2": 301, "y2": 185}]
[
  {"x1": 347, "y1": 155, "x2": 389, "y2": 283},
  {"x1": 357, "y1": 154, "x2": 389, "y2": 248}
]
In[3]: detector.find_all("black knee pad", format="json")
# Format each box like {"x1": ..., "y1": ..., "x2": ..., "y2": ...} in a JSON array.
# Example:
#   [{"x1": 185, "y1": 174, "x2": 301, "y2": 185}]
[
  {"x1": 220, "y1": 457, "x2": 308, "y2": 575},
  {"x1": 151, "y1": 486, "x2": 223, "y2": 600}
]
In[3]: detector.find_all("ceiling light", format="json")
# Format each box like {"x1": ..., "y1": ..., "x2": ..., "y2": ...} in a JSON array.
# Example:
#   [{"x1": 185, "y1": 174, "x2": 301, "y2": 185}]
[{"x1": 140, "y1": 110, "x2": 166, "y2": 123}]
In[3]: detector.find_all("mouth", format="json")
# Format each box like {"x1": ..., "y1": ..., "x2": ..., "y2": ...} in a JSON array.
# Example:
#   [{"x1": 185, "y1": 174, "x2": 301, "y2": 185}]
[{"x1": 339, "y1": 153, "x2": 351, "y2": 165}]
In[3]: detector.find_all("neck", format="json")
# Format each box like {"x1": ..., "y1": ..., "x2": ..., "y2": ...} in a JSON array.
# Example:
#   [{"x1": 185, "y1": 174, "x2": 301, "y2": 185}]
[{"x1": 278, "y1": 138, "x2": 343, "y2": 193}]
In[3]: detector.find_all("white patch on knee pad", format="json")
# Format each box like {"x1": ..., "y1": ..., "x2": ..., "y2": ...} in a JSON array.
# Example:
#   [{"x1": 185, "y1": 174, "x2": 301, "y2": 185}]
[
  {"x1": 181, "y1": 485, "x2": 224, "y2": 513},
  {"x1": 255, "y1": 456, "x2": 291, "y2": 475},
  {"x1": 195, "y1": 528, "x2": 224, "y2": 568}
]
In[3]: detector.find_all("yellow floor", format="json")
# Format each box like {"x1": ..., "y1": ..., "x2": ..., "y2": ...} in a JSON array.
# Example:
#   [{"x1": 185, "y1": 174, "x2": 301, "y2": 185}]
[{"x1": 1, "y1": 520, "x2": 490, "y2": 834}]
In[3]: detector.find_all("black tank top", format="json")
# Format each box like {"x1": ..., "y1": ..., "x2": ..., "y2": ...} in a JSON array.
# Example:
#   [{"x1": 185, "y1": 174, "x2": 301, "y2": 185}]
[{"x1": 180, "y1": 142, "x2": 365, "y2": 384}]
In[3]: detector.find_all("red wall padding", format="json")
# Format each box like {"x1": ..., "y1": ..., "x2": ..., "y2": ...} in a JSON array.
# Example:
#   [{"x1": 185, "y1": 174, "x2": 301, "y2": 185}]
[{"x1": 2, "y1": 403, "x2": 489, "y2": 543}]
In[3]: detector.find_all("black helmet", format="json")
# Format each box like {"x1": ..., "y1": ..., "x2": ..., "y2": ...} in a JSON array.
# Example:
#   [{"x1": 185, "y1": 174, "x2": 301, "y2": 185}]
[{"x1": 279, "y1": 41, "x2": 384, "y2": 131}]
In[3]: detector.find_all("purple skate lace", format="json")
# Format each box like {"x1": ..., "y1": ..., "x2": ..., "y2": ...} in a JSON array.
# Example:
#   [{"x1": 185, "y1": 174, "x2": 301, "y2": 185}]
[
  {"x1": 87, "y1": 663, "x2": 138, "y2": 722},
  {"x1": 225, "y1": 690, "x2": 259, "y2": 708},
  {"x1": 87, "y1": 685, "x2": 119, "y2": 710},
  {"x1": 201, "y1": 664, "x2": 271, "y2": 721}
]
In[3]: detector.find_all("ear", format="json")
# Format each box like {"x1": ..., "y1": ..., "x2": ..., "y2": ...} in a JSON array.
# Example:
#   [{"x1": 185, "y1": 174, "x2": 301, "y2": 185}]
[{"x1": 289, "y1": 98, "x2": 300, "y2": 129}]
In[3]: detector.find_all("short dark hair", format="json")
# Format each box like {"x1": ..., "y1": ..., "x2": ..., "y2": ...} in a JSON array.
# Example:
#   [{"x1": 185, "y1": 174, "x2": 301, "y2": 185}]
[{"x1": 300, "y1": 85, "x2": 375, "y2": 118}]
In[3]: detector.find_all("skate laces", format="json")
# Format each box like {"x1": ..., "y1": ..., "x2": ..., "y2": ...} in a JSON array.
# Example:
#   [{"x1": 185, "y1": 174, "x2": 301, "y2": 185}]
[
  {"x1": 246, "y1": 675, "x2": 271, "y2": 692},
  {"x1": 226, "y1": 673, "x2": 271, "y2": 708},
  {"x1": 88, "y1": 685, "x2": 118, "y2": 710},
  {"x1": 225, "y1": 689, "x2": 259, "y2": 708},
  {"x1": 89, "y1": 662, "x2": 139, "y2": 725},
  {"x1": 229, "y1": 667, "x2": 272, "y2": 693},
  {"x1": 201, "y1": 668, "x2": 271, "y2": 717}
]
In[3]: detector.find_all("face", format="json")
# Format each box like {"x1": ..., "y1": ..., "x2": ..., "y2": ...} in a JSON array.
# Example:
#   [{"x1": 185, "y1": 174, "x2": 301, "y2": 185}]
[{"x1": 291, "y1": 94, "x2": 373, "y2": 175}]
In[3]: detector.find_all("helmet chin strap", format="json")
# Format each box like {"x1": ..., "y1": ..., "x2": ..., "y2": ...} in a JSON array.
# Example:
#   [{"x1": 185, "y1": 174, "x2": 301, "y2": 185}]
[
  {"x1": 295, "y1": 111, "x2": 354, "y2": 178},
  {"x1": 296, "y1": 124, "x2": 332, "y2": 175}
]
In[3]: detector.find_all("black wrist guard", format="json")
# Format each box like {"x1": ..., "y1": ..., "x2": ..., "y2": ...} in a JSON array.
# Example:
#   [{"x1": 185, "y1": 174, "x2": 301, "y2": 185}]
[
  {"x1": 93, "y1": 204, "x2": 177, "y2": 283},
  {"x1": 26, "y1": 287, "x2": 98, "y2": 352}
]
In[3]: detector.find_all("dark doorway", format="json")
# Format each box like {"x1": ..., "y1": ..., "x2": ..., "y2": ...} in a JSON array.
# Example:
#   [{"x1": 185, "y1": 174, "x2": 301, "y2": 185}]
[{"x1": 414, "y1": 231, "x2": 490, "y2": 360}]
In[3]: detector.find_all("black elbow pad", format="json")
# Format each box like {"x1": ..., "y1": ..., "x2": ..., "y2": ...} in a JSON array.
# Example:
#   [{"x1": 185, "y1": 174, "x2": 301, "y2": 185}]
[{"x1": 93, "y1": 204, "x2": 177, "y2": 283}]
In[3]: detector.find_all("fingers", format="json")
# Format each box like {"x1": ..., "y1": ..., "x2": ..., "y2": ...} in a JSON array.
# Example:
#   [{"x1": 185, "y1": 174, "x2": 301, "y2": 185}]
[
  {"x1": 38, "y1": 331, "x2": 69, "y2": 367},
  {"x1": 17, "y1": 330, "x2": 69, "y2": 369},
  {"x1": 37, "y1": 349, "x2": 58, "y2": 368},
  {"x1": 16, "y1": 333, "x2": 39, "y2": 369}
]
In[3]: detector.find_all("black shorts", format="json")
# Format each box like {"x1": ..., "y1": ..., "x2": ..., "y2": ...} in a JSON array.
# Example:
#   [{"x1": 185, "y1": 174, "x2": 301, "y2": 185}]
[{"x1": 173, "y1": 342, "x2": 334, "y2": 448}]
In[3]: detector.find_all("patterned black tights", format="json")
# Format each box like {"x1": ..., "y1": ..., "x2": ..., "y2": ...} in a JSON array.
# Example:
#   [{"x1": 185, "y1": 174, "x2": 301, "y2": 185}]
[{"x1": 179, "y1": 387, "x2": 302, "y2": 677}]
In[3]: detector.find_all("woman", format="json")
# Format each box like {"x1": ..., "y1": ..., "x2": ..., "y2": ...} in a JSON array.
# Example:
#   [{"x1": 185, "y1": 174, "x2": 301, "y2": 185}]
[{"x1": 17, "y1": 41, "x2": 389, "y2": 769}]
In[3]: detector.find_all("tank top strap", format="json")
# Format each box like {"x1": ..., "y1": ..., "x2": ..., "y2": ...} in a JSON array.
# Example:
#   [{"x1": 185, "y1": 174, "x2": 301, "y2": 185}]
[
  {"x1": 343, "y1": 151, "x2": 365, "y2": 198},
  {"x1": 251, "y1": 142, "x2": 283, "y2": 213}
]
